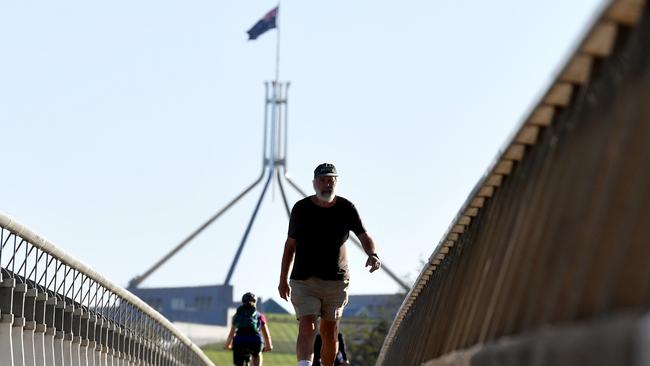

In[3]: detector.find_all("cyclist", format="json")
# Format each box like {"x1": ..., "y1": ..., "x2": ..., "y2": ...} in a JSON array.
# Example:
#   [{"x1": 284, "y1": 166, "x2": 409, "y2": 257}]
[{"x1": 224, "y1": 292, "x2": 273, "y2": 366}]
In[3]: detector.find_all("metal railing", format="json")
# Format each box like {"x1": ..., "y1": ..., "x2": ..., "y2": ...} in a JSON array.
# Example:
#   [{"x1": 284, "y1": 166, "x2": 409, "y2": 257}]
[
  {"x1": 0, "y1": 213, "x2": 215, "y2": 366},
  {"x1": 377, "y1": 0, "x2": 650, "y2": 365}
]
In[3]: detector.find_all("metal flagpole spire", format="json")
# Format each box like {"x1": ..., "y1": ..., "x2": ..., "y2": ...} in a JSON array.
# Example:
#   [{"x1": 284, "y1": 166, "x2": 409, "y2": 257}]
[{"x1": 275, "y1": 1, "x2": 281, "y2": 84}]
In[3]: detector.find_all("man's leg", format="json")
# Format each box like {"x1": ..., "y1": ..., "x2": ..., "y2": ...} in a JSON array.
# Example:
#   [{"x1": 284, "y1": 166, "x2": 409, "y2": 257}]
[
  {"x1": 319, "y1": 319, "x2": 339, "y2": 366},
  {"x1": 319, "y1": 279, "x2": 348, "y2": 366},
  {"x1": 252, "y1": 353, "x2": 262, "y2": 366},
  {"x1": 297, "y1": 314, "x2": 318, "y2": 364}
]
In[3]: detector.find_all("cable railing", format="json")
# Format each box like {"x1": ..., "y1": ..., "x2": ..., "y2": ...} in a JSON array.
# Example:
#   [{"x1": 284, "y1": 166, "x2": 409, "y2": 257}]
[{"x1": 0, "y1": 212, "x2": 215, "y2": 366}]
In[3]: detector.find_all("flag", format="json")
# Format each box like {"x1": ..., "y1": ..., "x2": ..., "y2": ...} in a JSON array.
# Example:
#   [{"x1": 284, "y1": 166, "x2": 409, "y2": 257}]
[{"x1": 247, "y1": 6, "x2": 278, "y2": 40}]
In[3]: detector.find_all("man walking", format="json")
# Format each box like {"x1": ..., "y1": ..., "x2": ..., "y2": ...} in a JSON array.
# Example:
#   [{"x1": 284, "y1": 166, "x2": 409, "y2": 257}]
[{"x1": 278, "y1": 163, "x2": 381, "y2": 366}]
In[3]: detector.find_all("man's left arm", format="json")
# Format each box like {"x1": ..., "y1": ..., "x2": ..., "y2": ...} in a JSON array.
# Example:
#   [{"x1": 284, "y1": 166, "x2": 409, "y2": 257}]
[{"x1": 357, "y1": 232, "x2": 381, "y2": 273}]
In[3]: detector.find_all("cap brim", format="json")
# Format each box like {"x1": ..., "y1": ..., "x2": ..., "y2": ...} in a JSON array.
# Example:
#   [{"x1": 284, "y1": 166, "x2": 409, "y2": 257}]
[{"x1": 315, "y1": 173, "x2": 338, "y2": 177}]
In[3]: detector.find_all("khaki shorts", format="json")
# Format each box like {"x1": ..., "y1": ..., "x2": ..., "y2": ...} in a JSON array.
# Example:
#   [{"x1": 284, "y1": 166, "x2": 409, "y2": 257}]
[{"x1": 290, "y1": 278, "x2": 349, "y2": 321}]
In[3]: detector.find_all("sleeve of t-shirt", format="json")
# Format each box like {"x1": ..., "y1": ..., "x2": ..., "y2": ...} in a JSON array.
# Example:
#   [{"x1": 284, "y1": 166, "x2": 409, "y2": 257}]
[
  {"x1": 348, "y1": 202, "x2": 366, "y2": 236},
  {"x1": 288, "y1": 202, "x2": 301, "y2": 239},
  {"x1": 258, "y1": 313, "x2": 267, "y2": 328}
]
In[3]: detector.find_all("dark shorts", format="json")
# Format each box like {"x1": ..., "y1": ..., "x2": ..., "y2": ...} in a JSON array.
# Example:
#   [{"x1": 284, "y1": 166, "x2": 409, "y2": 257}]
[{"x1": 232, "y1": 334, "x2": 263, "y2": 366}]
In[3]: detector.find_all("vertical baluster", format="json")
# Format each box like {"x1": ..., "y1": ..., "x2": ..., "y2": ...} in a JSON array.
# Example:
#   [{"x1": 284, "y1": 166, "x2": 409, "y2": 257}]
[
  {"x1": 80, "y1": 309, "x2": 90, "y2": 366},
  {"x1": 13, "y1": 282, "x2": 27, "y2": 366},
  {"x1": 54, "y1": 298, "x2": 65, "y2": 366},
  {"x1": 35, "y1": 290, "x2": 48, "y2": 366},
  {"x1": 0, "y1": 276, "x2": 16, "y2": 365},
  {"x1": 24, "y1": 287, "x2": 38, "y2": 366},
  {"x1": 45, "y1": 295, "x2": 58, "y2": 366}
]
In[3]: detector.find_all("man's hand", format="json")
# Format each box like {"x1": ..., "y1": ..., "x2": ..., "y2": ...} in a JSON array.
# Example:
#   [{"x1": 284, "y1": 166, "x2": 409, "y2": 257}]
[
  {"x1": 365, "y1": 254, "x2": 381, "y2": 273},
  {"x1": 279, "y1": 237, "x2": 296, "y2": 300},
  {"x1": 278, "y1": 279, "x2": 291, "y2": 300},
  {"x1": 263, "y1": 344, "x2": 273, "y2": 352},
  {"x1": 223, "y1": 343, "x2": 232, "y2": 350}
]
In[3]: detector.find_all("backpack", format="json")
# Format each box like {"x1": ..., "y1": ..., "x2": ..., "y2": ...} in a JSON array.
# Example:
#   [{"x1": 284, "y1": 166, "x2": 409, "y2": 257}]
[{"x1": 233, "y1": 304, "x2": 260, "y2": 333}]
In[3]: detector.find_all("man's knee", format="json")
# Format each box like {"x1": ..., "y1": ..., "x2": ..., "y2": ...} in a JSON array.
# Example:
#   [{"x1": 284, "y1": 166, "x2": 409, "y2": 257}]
[
  {"x1": 320, "y1": 319, "x2": 339, "y2": 335},
  {"x1": 298, "y1": 315, "x2": 318, "y2": 338},
  {"x1": 319, "y1": 319, "x2": 338, "y2": 341}
]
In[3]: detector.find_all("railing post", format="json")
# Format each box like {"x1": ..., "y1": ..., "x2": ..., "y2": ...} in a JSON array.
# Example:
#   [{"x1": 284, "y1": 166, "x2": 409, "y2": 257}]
[
  {"x1": 63, "y1": 304, "x2": 75, "y2": 365},
  {"x1": 143, "y1": 340, "x2": 151, "y2": 366},
  {"x1": 105, "y1": 320, "x2": 114, "y2": 365},
  {"x1": 24, "y1": 287, "x2": 38, "y2": 366},
  {"x1": 94, "y1": 316, "x2": 105, "y2": 366},
  {"x1": 116, "y1": 325, "x2": 124, "y2": 366},
  {"x1": 44, "y1": 295, "x2": 57, "y2": 366},
  {"x1": 86, "y1": 313, "x2": 97, "y2": 366},
  {"x1": 72, "y1": 307, "x2": 85, "y2": 366},
  {"x1": 0, "y1": 277, "x2": 16, "y2": 365},
  {"x1": 34, "y1": 291, "x2": 48, "y2": 366},
  {"x1": 80, "y1": 310, "x2": 90, "y2": 366},
  {"x1": 13, "y1": 282, "x2": 27, "y2": 366},
  {"x1": 54, "y1": 300, "x2": 65, "y2": 366},
  {"x1": 125, "y1": 331, "x2": 133, "y2": 366}
]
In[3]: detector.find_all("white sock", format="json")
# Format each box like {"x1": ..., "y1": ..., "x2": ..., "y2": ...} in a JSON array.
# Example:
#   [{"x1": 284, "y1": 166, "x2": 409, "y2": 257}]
[{"x1": 297, "y1": 361, "x2": 312, "y2": 366}]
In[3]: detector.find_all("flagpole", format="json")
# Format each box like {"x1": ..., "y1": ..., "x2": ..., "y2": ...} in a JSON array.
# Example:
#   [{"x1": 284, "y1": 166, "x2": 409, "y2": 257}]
[
  {"x1": 270, "y1": 2, "x2": 281, "y2": 198},
  {"x1": 275, "y1": 1, "x2": 281, "y2": 83}
]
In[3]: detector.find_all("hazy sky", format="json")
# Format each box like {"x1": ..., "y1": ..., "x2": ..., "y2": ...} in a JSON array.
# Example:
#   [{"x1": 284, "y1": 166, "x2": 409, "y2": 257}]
[{"x1": 1, "y1": 0, "x2": 605, "y2": 313}]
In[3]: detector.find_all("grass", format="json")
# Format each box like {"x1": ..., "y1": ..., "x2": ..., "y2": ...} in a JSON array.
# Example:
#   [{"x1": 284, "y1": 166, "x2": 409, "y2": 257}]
[
  {"x1": 202, "y1": 313, "x2": 298, "y2": 366},
  {"x1": 203, "y1": 350, "x2": 296, "y2": 366},
  {"x1": 202, "y1": 313, "x2": 382, "y2": 365}
]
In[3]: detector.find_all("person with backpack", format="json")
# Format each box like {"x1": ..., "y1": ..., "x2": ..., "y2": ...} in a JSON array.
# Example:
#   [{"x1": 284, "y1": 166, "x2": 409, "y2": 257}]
[
  {"x1": 224, "y1": 292, "x2": 273, "y2": 366},
  {"x1": 313, "y1": 332, "x2": 349, "y2": 366}
]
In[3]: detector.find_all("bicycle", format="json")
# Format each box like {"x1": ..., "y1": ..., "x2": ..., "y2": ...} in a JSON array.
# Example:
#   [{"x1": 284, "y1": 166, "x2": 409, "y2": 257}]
[{"x1": 233, "y1": 343, "x2": 264, "y2": 366}]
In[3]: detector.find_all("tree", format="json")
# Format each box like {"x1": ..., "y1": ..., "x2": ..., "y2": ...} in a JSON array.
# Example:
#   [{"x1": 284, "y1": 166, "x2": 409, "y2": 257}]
[{"x1": 343, "y1": 318, "x2": 391, "y2": 366}]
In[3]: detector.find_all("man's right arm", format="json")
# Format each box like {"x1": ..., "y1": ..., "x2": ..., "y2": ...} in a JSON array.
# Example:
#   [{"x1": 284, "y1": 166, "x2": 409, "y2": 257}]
[{"x1": 278, "y1": 236, "x2": 297, "y2": 301}]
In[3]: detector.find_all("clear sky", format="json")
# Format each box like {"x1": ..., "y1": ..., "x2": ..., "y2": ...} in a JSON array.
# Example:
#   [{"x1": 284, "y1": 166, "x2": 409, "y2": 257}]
[{"x1": 1, "y1": 0, "x2": 605, "y2": 313}]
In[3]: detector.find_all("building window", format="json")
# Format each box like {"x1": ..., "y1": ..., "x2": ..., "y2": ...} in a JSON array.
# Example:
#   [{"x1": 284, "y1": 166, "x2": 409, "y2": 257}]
[
  {"x1": 171, "y1": 298, "x2": 186, "y2": 310},
  {"x1": 145, "y1": 298, "x2": 163, "y2": 311},
  {"x1": 195, "y1": 296, "x2": 213, "y2": 310}
]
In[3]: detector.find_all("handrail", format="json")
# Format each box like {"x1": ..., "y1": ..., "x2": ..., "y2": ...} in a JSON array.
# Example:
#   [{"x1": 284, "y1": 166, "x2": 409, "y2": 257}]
[
  {"x1": 377, "y1": 0, "x2": 648, "y2": 364},
  {"x1": 0, "y1": 211, "x2": 215, "y2": 365}
]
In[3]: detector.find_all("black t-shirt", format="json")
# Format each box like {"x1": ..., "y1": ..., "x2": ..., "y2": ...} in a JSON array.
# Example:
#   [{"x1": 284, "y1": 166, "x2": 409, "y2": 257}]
[{"x1": 288, "y1": 196, "x2": 366, "y2": 281}]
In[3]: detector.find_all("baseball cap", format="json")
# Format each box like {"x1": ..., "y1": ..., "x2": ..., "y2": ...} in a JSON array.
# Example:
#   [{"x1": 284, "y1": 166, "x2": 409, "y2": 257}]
[{"x1": 314, "y1": 163, "x2": 338, "y2": 178}]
